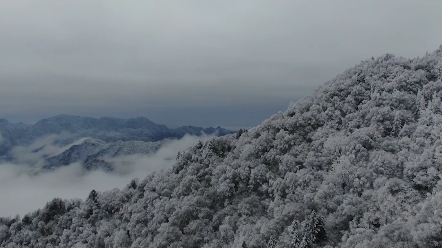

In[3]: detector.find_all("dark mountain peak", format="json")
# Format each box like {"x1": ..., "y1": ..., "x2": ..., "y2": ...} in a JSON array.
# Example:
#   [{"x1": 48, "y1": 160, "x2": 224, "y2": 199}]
[
  {"x1": 123, "y1": 117, "x2": 167, "y2": 130},
  {"x1": 80, "y1": 137, "x2": 106, "y2": 145},
  {"x1": 173, "y1": 125, "x2": 235, "y2": 137},
  {"x1": 35, "y1": 115, "x2": 95, "y2": 127},
  {"x1": 40, "y1": 114, "x2": 91, "y2": 122}
]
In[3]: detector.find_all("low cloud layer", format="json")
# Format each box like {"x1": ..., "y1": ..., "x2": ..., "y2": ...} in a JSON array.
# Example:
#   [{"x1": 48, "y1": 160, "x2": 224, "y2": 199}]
[
  {"x1": 10, "y1": 135, "x2": 90, "y2": 168},
  {"x1": 0, "y1": 134, "x2": 212, "y2": 217}
]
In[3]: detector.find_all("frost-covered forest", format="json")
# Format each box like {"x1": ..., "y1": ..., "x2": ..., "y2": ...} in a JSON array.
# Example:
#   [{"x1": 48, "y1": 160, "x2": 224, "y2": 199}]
[{"x1": 2, "y1": 47, "x2": 442, "y2": 247}]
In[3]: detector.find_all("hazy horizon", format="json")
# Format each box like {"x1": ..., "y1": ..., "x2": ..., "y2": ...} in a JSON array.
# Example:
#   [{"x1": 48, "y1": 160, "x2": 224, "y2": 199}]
[
  {"x1": 0, "y1": 112, "x2": 265, "y2": 130},
  {"x1": 1, "y1": 1, "x2": 442, "y2": 128}
]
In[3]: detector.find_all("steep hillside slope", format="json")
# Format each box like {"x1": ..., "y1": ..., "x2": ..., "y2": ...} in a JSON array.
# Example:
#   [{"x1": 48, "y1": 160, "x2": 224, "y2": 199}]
[
  {"x1": 81, "y1": 139, "x2": 168, "y2": 171},
  {"x1": 1, "y1": 48, "x2": 442, "y2": 247}
]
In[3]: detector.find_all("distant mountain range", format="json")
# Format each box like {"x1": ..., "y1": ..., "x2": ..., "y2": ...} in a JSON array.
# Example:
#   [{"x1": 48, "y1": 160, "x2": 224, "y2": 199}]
[{"x1": 0, "y1": 115, "x2": 235, "y2": 165}]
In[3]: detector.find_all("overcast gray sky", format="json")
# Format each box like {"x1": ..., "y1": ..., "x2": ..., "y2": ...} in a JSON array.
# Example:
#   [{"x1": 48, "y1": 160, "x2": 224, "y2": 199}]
[{"x1": 1, "y1": 0, "x2": 441, "y2": 129}]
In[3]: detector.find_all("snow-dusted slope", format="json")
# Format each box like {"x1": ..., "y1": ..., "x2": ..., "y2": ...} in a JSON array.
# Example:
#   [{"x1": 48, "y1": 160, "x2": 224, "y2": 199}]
[
  {"x1": 83, "y1": 140, "x2": 167, "y2": 171},
  {"x1": 43, "y1": 138, "x2": 108, "y2": 170},
  {"x1": 42, "y1": 139, "x2": 169, "y2": 171},
  {"x1": 2, "y1": 47, "x2": 442, "y2": 247}
]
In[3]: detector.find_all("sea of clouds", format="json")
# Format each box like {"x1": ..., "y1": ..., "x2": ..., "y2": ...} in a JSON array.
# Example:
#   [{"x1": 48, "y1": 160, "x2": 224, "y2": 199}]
[{"x1": 0, "y1": 134, "x2": 213, "y2": 217}]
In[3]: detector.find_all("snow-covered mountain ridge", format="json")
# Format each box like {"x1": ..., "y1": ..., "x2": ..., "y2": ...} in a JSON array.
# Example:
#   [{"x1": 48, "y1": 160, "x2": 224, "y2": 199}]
[
  {"x1": 0, "y1": 115, "x2": 234, "y2": 160},
  {"x1": 42, "y1": 138, "x2": 169, "y2": 172},
  {"x1": 1, "y1": 47, "x2": 442, "y2": 247}
]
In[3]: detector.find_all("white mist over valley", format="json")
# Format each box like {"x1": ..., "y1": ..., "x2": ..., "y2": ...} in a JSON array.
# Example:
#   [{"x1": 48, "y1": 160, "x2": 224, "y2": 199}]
[{"x1": 0, "y1": 134, "x2": 214, "y2": 217}]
